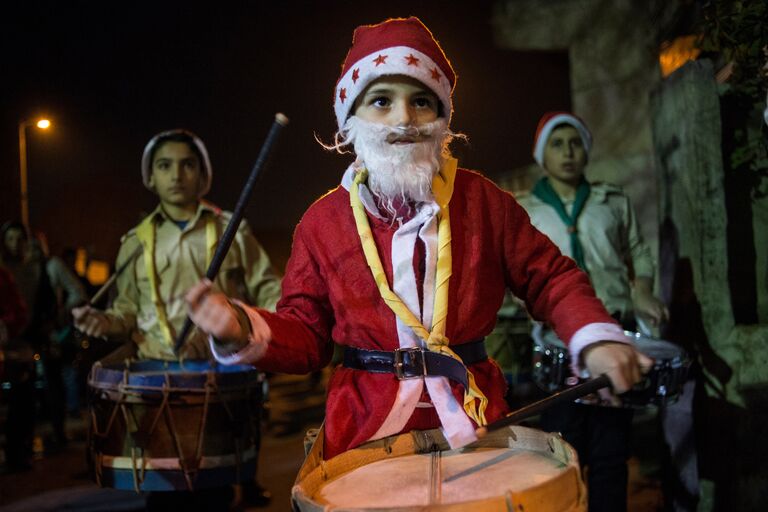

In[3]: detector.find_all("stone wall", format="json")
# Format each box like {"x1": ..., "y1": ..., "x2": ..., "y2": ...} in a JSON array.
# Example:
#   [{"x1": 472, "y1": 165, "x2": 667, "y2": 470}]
[
  {"x1": 650, "y1": 60, "x2": 733, "y2": 344},
  {"x1": 651, "y1": 58, "x2": 768, "y2": 512}
]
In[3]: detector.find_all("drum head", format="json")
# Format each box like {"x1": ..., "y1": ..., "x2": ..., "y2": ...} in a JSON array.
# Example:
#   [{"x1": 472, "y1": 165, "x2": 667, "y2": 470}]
[
  {"x1": 318, "y1": 447, "x2": 568, "y2": 508},
  {"x1": 293, "y1": 426, "x2": 587, "y2": 511}
]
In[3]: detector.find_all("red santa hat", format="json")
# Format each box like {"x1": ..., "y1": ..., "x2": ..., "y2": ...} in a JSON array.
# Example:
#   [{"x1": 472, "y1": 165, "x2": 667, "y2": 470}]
[
  {"x1": 532, "y1": 111, "x2": 592, "y2": 167},
  {"x1": 141, "y1": 128, "x2": 212, "y2": 197},
  {"x1": 334, "y1": 17, "x2": 456, "y2": 130}
]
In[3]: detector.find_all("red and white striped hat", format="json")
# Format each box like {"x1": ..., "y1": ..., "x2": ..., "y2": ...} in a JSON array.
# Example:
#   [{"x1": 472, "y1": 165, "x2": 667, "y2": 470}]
[
  {"x1": 532, "y1": 111, "x2": 592, "y2": 167},
  {"x1": 334, "y1": 17, "x2": 456, "y2": 130}
]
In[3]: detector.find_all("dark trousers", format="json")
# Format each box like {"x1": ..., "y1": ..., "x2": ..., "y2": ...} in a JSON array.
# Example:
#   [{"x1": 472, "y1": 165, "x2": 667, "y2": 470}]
[
  {"x1": 660, "y1": 378, "x2": 699, "y2": 511},
  {"x1": 145, "y1": 486, "x2": 233, "y2": 512},
  {"x1": 41, "y1": 353, "x2": 67, "y2": 443},
  {"x1": 4, "y1": 361, "x2": 36, "y2": 468},
  {"x1": 540, "y1": 401, "x2": 634, "y2": 512}
]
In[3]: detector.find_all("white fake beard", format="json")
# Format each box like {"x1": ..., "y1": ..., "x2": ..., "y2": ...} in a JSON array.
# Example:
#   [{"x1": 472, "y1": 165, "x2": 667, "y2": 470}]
[{"x1": 342, "y1": 116, "x2": 449, "y2": 214}]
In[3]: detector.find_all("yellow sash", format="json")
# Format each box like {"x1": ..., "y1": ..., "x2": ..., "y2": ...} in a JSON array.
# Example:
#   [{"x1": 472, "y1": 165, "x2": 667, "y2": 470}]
[
  {"x1": 135, "y1": 211, "x2": 218, "y2": 346},
  {"x1": 349, "y1": 159, "x2": 488, "y2": 426}
]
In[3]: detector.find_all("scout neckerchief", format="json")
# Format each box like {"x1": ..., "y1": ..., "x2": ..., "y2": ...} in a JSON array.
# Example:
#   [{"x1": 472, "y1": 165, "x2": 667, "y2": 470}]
[
  {"x1": 135, "y1": 205, "x2": 218, "y2": 346},
  {"x1": 532, "y1": 176, "x2": 591, "y2": 271},
  {"x1": 349, "y1": 158, "x2": 488, "y2": 426}
]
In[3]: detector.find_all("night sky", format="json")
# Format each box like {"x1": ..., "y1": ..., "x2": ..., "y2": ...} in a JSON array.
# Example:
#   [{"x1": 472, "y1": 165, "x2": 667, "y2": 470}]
[{"x1": 2, "y1": 0, "x2": 570, "y2": 270}]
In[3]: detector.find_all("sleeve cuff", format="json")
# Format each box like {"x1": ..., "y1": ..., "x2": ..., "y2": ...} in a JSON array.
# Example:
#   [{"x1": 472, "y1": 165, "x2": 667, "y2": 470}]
[
  {"x1": 568, "y1": 322, "x2": 630, "y2": 377},
  {"x1": 633, "y1": 265, "x2": 655, "y2": 281},
  {"x1": 209, "y1": 300, "x2": 272, "y2": 365}
]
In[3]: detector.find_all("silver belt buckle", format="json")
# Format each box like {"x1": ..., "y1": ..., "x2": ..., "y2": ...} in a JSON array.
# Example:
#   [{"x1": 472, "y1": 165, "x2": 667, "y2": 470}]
[{"x1": 393, "y1": 347, "x2": 427, "y2": 380}]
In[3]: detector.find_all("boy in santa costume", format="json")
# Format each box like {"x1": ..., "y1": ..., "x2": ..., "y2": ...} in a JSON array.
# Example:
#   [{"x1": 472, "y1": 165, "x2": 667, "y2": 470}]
[{"x1": 186, "y1": 17, "x2": 651, "y2": 461}]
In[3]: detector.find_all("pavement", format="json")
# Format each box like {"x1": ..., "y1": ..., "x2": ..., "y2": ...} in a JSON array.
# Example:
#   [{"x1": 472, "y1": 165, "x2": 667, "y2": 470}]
[{"x1": 1, "y1": 370, "x2": 665, "y2": 511}]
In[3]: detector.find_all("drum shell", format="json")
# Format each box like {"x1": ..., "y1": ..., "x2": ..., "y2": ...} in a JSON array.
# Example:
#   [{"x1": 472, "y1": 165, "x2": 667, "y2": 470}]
[
  {"x1": 87, "y1": 360, "x2": 262, "y2": 491},
  {"x1": 292, "y1": 426, "x2": 587, "y2": 511}
]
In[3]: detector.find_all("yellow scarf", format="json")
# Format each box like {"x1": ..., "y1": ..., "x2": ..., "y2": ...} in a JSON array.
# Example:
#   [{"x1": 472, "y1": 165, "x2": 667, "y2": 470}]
[
  {"x1": 349, "y1": 158, "x2": 488, "y2": 426},
  {"x1": 135, "y1": 210, "x2": 217, "y2": 346}
]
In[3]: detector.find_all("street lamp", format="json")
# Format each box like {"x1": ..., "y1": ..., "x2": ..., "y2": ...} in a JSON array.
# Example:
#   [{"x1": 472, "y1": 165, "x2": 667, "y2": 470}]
[{"x1": 18, "y1": 117, "x2": 51, "y2": 228}]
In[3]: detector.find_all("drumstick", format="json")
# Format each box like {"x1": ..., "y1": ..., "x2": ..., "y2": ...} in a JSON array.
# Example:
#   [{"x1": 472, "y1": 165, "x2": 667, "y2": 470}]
[
  {"x1": 475, "y1": 374, "x2": 612, "y2": 438},
  {"x1": 173, "y1": 113, "x2": 290, "y2": 354},
  {"x1": 88, "y1": 245, "x2": 143, "y2": 306},
  {"x1": 71, "y1": 244, "x2": 143, "y2": 342}
]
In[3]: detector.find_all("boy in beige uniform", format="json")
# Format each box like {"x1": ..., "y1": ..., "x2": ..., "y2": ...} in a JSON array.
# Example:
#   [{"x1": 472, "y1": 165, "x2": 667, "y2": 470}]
[
  {"x1": 517, "y1": 112, "x2": 667, "y2": 512},
  {"x1": 73, "y1": 129, "x2": 280, "y2": 508},
  {"x1": 74, "y1": 129, "x2": 281, "y2": 360}
]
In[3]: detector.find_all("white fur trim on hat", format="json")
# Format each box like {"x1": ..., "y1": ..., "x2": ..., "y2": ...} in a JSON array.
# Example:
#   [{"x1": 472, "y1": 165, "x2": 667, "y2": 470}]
[
  {"x1": 334, "y1": 46, "x2": 453, "y2": 130},
  {"x1": 532, "y1": 113, "x2": 592, "y2": 167}
]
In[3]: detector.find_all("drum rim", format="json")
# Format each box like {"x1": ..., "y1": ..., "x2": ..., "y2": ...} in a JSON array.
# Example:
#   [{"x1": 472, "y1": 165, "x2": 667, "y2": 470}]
[
  {"x1": 96, "y1": 359, "x2": 256, "y2": 373},
  {"x1": 88, "y1": 359, "x2": 261, "y2": 392}
]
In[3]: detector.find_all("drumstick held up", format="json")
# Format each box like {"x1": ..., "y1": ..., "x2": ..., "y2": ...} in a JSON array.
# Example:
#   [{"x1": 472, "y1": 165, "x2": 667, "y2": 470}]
[{"x1": 173, "y1": 113, "x2": 289, "y2": 353}]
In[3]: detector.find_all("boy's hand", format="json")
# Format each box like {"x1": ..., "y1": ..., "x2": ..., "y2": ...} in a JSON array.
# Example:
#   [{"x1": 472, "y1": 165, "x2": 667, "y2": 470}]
[
  {"x1": 582, "y1": 341, "x2": 653, "y2": 395},
  {"x1": 72, "y1": 305, "x2": 111, "y2": 338},
  {"x1": 632, "y1": 277, "x2": 669, "y2": 327},
  {"x1": 633, "y1": 291, "x2": 669, "y2": 327},
  {"x1": 185, "y1": 279, "x2": 247, "y2": 345}
]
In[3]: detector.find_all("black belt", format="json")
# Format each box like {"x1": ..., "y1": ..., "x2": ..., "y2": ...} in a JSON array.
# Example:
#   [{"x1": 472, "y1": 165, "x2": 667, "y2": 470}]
[{"x1": 342, "y1": 339, "x2": 487, "y2": 389}]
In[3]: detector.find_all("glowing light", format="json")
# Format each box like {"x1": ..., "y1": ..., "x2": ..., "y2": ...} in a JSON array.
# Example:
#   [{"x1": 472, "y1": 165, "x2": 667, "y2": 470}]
[
  {"x1": 36, "y1": 119, "x2": 51, "y2": 129},
  {"x1": 75, "y1": 247, "x2": 88, "y2": 276},
  {"x1": 86, "y1": 260, "x2": 110, "y2": 285},
  {"x1": 659, "y1": 35, "x2": 701, "y2": 78}
]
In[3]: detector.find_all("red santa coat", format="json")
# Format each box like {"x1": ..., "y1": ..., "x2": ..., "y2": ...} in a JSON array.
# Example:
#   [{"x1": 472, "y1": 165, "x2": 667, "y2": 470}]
[{"x1": 253, "y1": 168, "x2": 616, "y2": 459}]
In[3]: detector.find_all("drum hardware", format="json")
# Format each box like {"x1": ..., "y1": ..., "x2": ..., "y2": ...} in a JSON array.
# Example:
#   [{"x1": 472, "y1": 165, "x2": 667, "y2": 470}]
[{"x1": 532, "y1": 330, "x2": 691, "y2": 407}]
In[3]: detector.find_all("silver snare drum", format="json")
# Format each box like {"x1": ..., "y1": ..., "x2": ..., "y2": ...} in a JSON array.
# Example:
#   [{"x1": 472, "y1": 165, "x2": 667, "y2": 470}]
[{"x1": 532, "y1": 331, "x2": 690, "y2": 407}]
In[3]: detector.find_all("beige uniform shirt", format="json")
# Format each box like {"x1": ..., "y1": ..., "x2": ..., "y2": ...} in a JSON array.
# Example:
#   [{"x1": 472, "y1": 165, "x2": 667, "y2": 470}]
[
  {"x1": 516, "y1": 182, "x2": 654, "y2": 319},
  {"x1": 106, "y1": 202, "x2": 282, "y2": 360}
]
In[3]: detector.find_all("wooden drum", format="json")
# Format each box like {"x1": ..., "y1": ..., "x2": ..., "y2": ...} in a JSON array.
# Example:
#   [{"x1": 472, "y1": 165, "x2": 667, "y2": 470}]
[
  {"x1": 292, "y1": 425, "x2": 586, "y2": 511},
  {"x1": 88, "y1": 359, "x2": 263, "y2": 492}
]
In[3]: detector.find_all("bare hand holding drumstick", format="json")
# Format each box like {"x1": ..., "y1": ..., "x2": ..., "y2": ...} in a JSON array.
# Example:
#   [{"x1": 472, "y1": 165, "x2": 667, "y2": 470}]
[
  {"x1": 186, "y1": 279, "x2": 252, "y2": 354},
  {"x1": 72, "y1": 305, "x2": 112, "y2": 338},
  {"x1": 581, "y1": 340, "x2": 654, "y2": 398},
  {"x1": 476, "y1": 339, "x2": 654, "y2": 439},
  {"x1": 71, "y1": 244, "x2": 143, "y2": 340}
]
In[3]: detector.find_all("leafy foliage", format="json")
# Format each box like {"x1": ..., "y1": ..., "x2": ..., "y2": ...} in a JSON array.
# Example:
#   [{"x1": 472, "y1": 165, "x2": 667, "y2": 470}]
[{"x1": 697, "y1": 0, "x2": 768, "y2": 196}]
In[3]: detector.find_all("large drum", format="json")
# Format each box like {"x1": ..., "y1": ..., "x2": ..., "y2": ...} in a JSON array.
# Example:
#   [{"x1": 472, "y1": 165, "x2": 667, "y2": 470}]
[
  {"x1": 532, "y1": 330, "x2": 691, "y2": 406},
  {"x1": 293, "y1": 426, "x2": 586, "y2": 511},
  {"x1": 87, "y1": 359, "x2": 262, "y2": 492}
]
